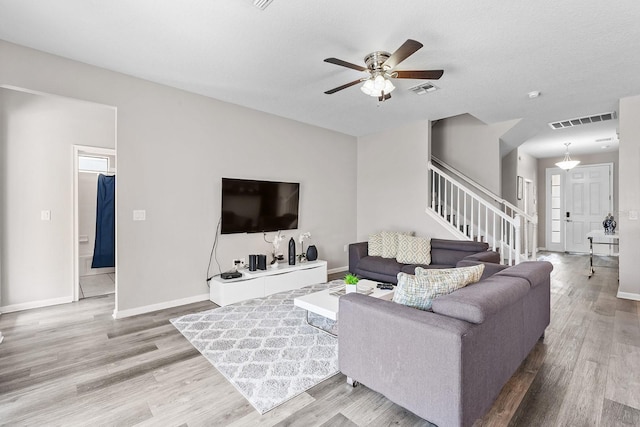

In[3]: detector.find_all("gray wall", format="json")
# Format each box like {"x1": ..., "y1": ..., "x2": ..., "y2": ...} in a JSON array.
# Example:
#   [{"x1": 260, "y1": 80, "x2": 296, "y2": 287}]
[
  {"x1": 536, "y1": 151, "x2": 619, "y2": 249},
  {"x1": 618, "y1": 94, "x2": 640, "y2": 299},
  {"x1": 501, "y1": 148, "x2": 518, "y2": 205},
  {"x1": 431, "y1": 114, "x2": 519, "y2": 195},
  {"x1": 0, "y1": 88, "x2": 116, "y2": 308},
  {"x1": 356, "y1": 119, "x2": 458, "y2": 241},
  {"x1": 0, "y1": 40, "x2": 357, "y2": 315}
]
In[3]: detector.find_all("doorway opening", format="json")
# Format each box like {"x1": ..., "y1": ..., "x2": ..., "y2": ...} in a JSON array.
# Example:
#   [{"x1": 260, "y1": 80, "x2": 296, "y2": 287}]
[
  {"x1": 73, "y1": 146, "x2": 117, "y2": 301},
  {"x1": 545, "y1": 163, "x2": 613, "y2": 253}
]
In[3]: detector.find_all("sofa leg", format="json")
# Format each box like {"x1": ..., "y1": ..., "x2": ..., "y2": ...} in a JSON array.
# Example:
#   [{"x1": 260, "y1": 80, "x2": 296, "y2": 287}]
[{"x1": 347, "y1": 377, "x2": 359, "y2": 387}]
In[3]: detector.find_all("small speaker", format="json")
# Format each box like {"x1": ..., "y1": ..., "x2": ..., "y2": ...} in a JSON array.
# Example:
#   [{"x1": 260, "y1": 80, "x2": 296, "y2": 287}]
[
  {"x1": 248, "y1": 254, "x2": 257, "y2": 271},
  {"x1": 257, "y1": 254, "x2": 267, "y2": 270}
]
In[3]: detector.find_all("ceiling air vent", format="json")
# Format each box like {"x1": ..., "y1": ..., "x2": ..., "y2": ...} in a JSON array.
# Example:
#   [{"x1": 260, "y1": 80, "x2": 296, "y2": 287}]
[
  {"x1": 548, "y1": 112, "x2": 617, "y2": 130},
  {"x1": 409, "y1": 82, "x2": 439, "y2": 95},
  {"x1": 253, "y1": 0, "x2": 274, "y2": 10}
]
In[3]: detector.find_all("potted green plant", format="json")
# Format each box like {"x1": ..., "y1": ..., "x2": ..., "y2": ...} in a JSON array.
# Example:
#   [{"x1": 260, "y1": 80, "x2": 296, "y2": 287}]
[{"x1": 344, "y1": 273, "x2": 359, "y2": 294}]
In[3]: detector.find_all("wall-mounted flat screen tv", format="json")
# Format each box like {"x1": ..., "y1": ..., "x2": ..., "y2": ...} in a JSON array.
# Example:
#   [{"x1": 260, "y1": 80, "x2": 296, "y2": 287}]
[{"x1": 221, "y1": 178, "x2": 300, "y2": 234}]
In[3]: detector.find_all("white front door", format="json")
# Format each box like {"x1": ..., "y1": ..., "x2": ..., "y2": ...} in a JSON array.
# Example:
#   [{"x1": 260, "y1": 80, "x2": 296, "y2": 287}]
[{"x1": 565, "y1": 164, "x2": 612, "y2": 253}]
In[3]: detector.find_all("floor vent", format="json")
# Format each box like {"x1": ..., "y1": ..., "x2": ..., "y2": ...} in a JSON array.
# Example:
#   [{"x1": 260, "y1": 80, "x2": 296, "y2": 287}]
[
  {"x1": 409, "y1": 82, "x2": 439, "y2": 95},
  {"x1": 253, "y1": 0, "x2": 274, "y2": 10},
  {"x1": 549, "y1": 112, "x2": 616, "y2": 130}
]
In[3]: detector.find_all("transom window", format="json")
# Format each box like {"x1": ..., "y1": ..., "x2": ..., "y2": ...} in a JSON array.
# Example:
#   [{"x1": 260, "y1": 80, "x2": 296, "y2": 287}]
[{"x1": 79, "y1": 155, "x2": 109, "y2": 173}]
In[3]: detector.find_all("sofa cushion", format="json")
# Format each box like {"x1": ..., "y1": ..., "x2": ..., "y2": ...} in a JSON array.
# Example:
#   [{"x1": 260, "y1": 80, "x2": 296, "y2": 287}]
[
  {"x1": 368, "y1": 232, "x2": 383, "y2": 257},
  {"x1": 431, "y1": 276, "x2": 530, "y2": 324},
  {"x1": 429, "y1": 238, "x2": 490, "y2": 265},
  {"x1": 358, "y1": 256, "x2": 404, "y2": 277},
  {"x1": 494, "y1": 261, "x2": 554, "y2": 288},
  {"x1": 392, "y1": 264, "x2": 485, "y2": 311},
  {"x1": 456, "y1": 259, "x2": 508, "y2": 280},
  {"x1": 396, "y1": 234, "x2": 431, "y2": 265}
]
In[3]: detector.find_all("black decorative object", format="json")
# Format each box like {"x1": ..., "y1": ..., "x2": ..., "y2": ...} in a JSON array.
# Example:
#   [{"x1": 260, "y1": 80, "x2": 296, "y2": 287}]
[
  {"x1": 306, "y1": 245, "x2": 318, "y2": 261},
  {"x1": 257, "y1": 254, "x2": 267, "y2": 270},
  {"x1": 248, "y1": 254, "x2": 257, "y2": 271},
  {"x1": 288, "y1": 237, "x2": 296, "y2": 265},
  {"x1": 603, "y1": 213, "x2": 617, "y2": 235}
]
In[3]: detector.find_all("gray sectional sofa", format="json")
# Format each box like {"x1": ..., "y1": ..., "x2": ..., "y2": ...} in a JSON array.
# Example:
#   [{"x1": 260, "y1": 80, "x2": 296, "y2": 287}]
[
  {"x1": 349, "y1": 238, "x2": 502, "y2": 284},
  {"x1": 338, "y1": 261, "x2": 553, "y2": 427}
]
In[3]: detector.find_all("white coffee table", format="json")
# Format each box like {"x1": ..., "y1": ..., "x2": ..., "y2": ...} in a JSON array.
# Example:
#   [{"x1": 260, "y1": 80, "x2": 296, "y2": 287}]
[{"x1": 293, "y1": 279, "x2": 395, "y2": 335}]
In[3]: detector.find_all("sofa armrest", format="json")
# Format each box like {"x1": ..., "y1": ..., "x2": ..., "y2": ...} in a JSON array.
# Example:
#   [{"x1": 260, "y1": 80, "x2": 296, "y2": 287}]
[
  {"x1": 339, "y1": 294, "x2": 471, "y2": 426},
  {"x1": 348, "y1": 242, "x2": 368, "y2": 273},
  {"x1": 462, "y1": 250, "x2": 500, "y2": 264}
]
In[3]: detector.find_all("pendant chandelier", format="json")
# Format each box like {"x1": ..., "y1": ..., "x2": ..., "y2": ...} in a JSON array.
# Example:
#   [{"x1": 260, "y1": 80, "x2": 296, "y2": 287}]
[{"x1": 555, "y1": 142, "x2": 580, "y2": 171}]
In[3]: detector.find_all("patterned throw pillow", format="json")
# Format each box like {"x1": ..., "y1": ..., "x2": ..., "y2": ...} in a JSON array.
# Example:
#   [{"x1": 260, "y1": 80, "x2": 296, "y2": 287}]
[
  {"x1": 396, "y1": 235, "x2": 431, "y2": 265},
  {"x1": 381, "y1": 231, "x2": 401, "y2": 258},
  {"x1": 368, "y1": 232, "x2": 383, "y2": 257},
  {"x1": 392, "y1": 264, "x2": 485, "y2": 311}
]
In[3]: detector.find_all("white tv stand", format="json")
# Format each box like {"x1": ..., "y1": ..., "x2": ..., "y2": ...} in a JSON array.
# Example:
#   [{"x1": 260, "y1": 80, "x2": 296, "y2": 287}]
[{"x1": 209, "y1": 260, "x2": 328, "y2": 306}]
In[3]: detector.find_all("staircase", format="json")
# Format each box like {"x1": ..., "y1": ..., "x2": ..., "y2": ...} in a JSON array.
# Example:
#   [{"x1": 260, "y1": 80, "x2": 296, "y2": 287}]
[{"x1": 427, "y1": 159, "x2": 537, "y2": 265}]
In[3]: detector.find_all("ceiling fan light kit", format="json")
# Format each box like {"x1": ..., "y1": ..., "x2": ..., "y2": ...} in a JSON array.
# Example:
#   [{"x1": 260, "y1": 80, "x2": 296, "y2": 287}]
[
  {"x1": 324, "y1": 39, "x2": 444, "y2": 102},
  {"x1": 361, "y1": 75, "x2": 395, "y2": 97},
  {"x1": 555, "y1": 142, "x2": 581, "y2": 170}
]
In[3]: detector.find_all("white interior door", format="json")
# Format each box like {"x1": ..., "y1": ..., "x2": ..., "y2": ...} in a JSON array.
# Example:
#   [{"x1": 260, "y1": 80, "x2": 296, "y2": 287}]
[{"x1": 565, "y1": 164, "x2": 612, "y2": 253}]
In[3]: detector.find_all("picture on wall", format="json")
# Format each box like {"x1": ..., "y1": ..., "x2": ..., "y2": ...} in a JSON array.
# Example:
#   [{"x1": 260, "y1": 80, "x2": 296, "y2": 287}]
[{"x1": 517, "y1": 176, "x2": 523, "y2": 200}]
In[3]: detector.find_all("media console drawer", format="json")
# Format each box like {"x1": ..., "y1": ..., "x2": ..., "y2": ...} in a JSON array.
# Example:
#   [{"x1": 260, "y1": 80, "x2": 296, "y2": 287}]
[{"x1": 210, "y1": 260, "x2": 327, "y2": 306}]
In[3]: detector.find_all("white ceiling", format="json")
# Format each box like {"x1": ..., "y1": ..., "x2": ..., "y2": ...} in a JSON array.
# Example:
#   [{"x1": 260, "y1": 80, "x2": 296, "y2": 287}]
[{"x1": 1, "y1": 0, "x2": 639, "y2": 156}]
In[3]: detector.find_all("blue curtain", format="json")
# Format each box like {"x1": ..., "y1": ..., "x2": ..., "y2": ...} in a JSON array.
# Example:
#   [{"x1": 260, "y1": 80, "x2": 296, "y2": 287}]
[{"x1": 92, "y1": 174, "x2": 116, "y2": 268}]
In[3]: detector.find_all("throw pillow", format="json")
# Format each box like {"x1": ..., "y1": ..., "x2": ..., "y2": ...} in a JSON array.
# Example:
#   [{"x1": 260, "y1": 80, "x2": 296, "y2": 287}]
[
  {"x1": 368, "y1": 232, "x2": 383, "y2": 257},
  {"x1": 392, "y1": 264, "x2": 485, "y2": 311},
  {"x1": 381, "y1": 231, "x2": 402, "y2": 258},
  {"x1": 396, "y1": 234, "x2": 431, "y2": 265}
]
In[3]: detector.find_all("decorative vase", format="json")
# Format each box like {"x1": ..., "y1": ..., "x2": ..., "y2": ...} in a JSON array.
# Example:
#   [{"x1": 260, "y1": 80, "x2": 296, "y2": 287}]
[
  {"x1": 345, "y1": 283, "x2": 358, "y2": 294},
  {"x1": 603, "y1": 213, "x2": 617, "y2": 235},
  {"x1": 306, "y1": 245, "x2": 318, "y2": 261},
  {"x1": 288, "y1": 237, "x2": 296, "y2": 265}
]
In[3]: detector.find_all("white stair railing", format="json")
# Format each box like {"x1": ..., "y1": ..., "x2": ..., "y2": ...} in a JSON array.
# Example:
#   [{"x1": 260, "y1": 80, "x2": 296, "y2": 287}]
[{"x1": 428, "y1": 160, "x2": 538, "y2": 265}]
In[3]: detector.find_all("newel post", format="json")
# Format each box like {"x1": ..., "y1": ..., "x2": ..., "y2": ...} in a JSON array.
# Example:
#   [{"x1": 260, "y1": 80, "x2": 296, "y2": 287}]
[{"x1": 514, "y1": 214, "x2": 522, "y2": 265}]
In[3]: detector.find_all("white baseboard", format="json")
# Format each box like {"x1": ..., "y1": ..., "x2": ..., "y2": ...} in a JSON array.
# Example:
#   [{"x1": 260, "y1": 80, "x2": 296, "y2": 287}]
[
  {"x1": 616, "y1": 291, "x2": 640, "y2": 301},
  {"x1": 0, "y1": 296, "x2": 73, "y2": 313},
  {"x1": 328, "y1": 265, "x2": 348, "y2": 275},
  {"x1": 112, "y1": 293, "x2": 210, "y2": 319}
]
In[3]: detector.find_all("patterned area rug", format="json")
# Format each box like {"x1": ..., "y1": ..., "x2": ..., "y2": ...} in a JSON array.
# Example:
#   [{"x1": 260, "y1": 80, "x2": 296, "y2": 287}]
[{"x1": 170, "y1": 281, "x2": 341, "y2": 414}]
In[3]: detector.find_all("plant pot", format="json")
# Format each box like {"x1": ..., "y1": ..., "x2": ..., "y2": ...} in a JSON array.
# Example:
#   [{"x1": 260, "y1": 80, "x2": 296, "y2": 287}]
[{"x1": 345, "y1": 283, "x2": 358, "y2": 294}]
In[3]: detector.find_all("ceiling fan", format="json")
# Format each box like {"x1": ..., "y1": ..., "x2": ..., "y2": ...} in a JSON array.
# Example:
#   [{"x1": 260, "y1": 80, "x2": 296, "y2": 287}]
[{"x1": 324, "y1": 39, "x2": 443, "y2": 102}]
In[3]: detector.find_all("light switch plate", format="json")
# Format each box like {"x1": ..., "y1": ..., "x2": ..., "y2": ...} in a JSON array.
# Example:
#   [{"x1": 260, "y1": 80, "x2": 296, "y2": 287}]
[
  {"x1": 41, "y1": 210, "x2": 51, "y2": 221},
  {"x1": 133, "y1": 210, "x2": 146, "y2": 221},
  {"x1": 630, "y1": 210, "x2": 639, "y2": 220}
]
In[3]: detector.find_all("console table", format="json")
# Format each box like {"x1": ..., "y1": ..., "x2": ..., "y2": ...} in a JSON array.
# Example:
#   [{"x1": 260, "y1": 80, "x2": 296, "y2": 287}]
[
  {"x1": 586, "y1": 230, "x2": 619, "y2": 279},
  {"x1": 209, "y1": 260, "x2": 327, "y2": 306}
]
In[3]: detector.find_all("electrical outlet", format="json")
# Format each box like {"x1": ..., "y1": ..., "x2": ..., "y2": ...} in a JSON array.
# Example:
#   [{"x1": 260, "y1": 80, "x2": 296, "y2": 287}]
[{"x1": 233, "y1": 258, "x2": 246, "y2": 269}]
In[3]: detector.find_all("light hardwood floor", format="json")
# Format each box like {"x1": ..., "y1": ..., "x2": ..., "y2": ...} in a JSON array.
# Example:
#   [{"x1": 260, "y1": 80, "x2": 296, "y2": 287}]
[{"x1": 1, "y1": 253, "x2": 639, "y2": 426}]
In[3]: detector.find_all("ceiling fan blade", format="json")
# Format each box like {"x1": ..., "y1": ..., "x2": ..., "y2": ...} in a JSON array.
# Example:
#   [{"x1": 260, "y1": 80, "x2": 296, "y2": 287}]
[
  {"x1": 324, "y1": 79, "x2": 363, "y2": 94},
  {"x1": 324, "y1": 57, "x2": 367, "y2": 72},
  {"x1": 394, "y1": 70, "x2": 444, "y2": 80},
  {"x1": 383, "y1": 39, "x2": 423, "y2": 69}
]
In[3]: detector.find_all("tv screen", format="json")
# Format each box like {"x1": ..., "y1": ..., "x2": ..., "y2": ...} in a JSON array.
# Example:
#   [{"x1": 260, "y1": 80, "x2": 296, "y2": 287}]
[{"x1": 221, "y1": 178, "x2": 300, "y2": 234}]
